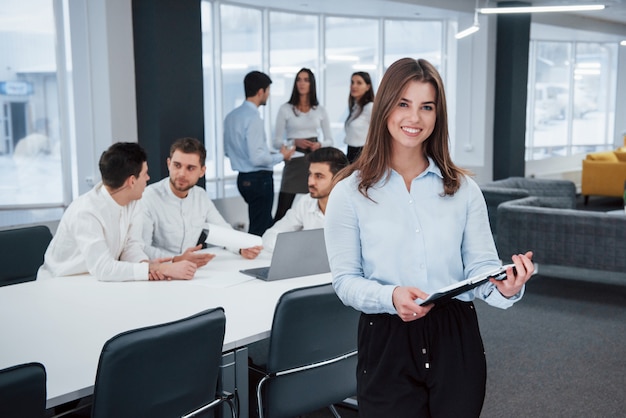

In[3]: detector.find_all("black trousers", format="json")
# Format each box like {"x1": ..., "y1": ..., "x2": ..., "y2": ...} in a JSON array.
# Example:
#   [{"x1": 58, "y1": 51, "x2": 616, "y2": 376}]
[
  {"x1": 237, "y1": 170, "x2": 274, "y2": 236},
  {"x1": 357, "y1": 300, "x2": 486, "y2": 418},
  {"x1": 347, "y1": 145, "x2": 363, "y2": 164}
]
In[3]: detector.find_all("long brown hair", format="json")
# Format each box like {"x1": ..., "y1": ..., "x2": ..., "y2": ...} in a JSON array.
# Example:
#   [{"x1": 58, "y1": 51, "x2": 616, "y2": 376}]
[
  {"x1": 287, "y1": 68, "x2": 319, "y2": 110},
  {"x1": 335, "y1": 58, "x2": 469, "y2": 198},
  {"x1": 345, "y1": 72, "x2": 375, "y2": 124}
]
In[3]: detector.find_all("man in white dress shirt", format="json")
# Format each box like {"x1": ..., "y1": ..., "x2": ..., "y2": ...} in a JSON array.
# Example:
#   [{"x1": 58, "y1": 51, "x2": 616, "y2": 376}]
[
  {"x1": 38, "y1": 142, "x2": 197, "y2": 281},
  {"x1": 142, "y1": 137, "x2": 262, "y2": 265},
  {"x1": 261, "y1": 147, "x2": 348, "y2": 252}
]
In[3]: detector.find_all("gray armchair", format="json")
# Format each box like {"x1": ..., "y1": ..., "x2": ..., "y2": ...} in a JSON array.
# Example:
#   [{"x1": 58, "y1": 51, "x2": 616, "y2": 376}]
[
  {"x1": 480, "y1": 177, "x2": 577, "y2": 236},
  {"x1": 496, "y1": 196, "x2": 626, "y2": 273}
]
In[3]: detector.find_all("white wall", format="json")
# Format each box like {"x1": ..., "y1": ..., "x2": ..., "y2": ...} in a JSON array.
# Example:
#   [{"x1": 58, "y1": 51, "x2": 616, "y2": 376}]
[{"x1": 452, "y1": 13, "x2": 496, "y2": 184}]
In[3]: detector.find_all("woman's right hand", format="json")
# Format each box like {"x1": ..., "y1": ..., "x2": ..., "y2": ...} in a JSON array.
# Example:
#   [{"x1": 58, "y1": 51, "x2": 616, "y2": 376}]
[
  {"x1": 280, "y1": 145, "x2": 295, "y2": 161},
  {"x1": 392, "y1": 286, "x2": 433, "y2": 321},
  {"x1": 294, "y1": 138, "x2": 314, "y2": 150}
]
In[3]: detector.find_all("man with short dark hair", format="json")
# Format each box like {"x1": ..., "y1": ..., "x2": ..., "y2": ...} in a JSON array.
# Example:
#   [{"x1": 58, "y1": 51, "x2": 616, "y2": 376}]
[
  {"x1": 224, "y1": 71, "x2": 295, "y2": 236},
  {"x1": 142, "y1": 137, "x2": 262, "y2": 264},
  {"x1": 261, "y1": 147, "x2": 348, "y2": 252},
  {"x1": 38, "y1": 142, "x2": 197, "y2": 281}
]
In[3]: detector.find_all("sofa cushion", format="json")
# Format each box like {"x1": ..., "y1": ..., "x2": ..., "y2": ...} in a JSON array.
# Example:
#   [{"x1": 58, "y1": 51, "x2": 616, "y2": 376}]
[
  {"x1": 613, "y1": 150, "x2": 626, "y2": 162},
  {"x1": 586, "y1": 151, "x2": 618, "y2": 162}
]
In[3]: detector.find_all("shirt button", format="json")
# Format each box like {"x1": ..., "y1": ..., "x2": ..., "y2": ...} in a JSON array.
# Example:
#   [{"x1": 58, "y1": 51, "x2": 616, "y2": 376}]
[
  {"x1": 408, "y1": 199, "x2": 413, "y2": 204},
  {"x1": 419, "y1": 264, "x2": 425, "y2": 269},
  {"x1": 415, "y1": 229, "x2": 420, "y2": 233}
]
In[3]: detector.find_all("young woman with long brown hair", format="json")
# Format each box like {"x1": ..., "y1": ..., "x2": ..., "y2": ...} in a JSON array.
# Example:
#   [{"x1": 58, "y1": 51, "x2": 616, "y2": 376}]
[{"x1": 325, "y1": 58, "x2": 534, "y2": 417}]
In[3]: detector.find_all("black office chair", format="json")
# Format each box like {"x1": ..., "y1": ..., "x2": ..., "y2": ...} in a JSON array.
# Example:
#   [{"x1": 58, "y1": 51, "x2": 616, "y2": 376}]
[
  {"x1": 249, "y1": 283, "x2": 360, "y2": 418},
  {"x1": 0, "y1": 362, "x2": 47, "y2": 418},
  {"x1": 91, "y1": 307, "x2": 236, "y2": 418},
  {"x1": 0, "y1": 225, "x2": 52, "y2": 287}
]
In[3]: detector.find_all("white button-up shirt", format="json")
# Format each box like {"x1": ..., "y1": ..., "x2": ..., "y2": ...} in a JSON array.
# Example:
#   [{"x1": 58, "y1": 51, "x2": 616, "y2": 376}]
[
  {"x1": 325, "y1": 159, "x2": 522, "y2": 315},
  {"x1": 261, "y1": 194, "x2": 325, "y2": 252},
  {"x1": 38, "y1": 182, "x2": 149, "y2": 281},
  {"x1": 142, "y1": 178, "x2": 235, "y2": 258}
]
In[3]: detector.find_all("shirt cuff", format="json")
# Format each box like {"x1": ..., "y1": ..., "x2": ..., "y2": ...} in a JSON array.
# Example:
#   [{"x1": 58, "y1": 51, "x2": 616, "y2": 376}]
[
  {"x1": 380, "y1": 285, "x2": 399, "y2": 315},
  {"x1": 486, "y1": 284, "x2": 524, "y2": 309},
  {"x1": 135, "y1": 262, "x2": 150, "y2": 281}
]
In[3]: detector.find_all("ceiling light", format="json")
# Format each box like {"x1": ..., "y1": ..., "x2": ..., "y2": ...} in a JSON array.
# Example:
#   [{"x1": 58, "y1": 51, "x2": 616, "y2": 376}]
[
  {"x1": 478, "y1": 4, "x2": 605, "y2": 14},
  {"x1": 455, "y1": 23, "x2": 480, "y2": 39},
  {"x1": 352, "y1": 64, "x2": 377, "y2": 71},
  {"x1": 269, "y1": 66, "x2": 302, "y2": 74},
  {"x1": 620, "y1": 40, "x2": 626, "y2": 46},
  {"x1": 326, "y1": 55, "x2": 359, "y2": 62},
  {"x1": 456, "y1": 0, "x2": 480, "y2": 40}
]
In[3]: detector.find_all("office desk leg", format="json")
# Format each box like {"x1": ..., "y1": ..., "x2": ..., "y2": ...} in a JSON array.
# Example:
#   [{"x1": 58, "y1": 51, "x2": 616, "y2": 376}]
[{"x1": 220, "y1": 347, "x2": 248, "y2": 418}]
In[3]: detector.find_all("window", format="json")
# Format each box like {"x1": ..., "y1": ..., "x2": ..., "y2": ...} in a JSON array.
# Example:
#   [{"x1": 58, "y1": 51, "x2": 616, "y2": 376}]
[
  {"x1": 268, "y1": 11, "x2": 319, "y2": 141},
  {"x1": 384, "y1": 20, "x2": 443, "y2": 71},
  {"x1": 325, "y1": 17, "x2": 379, "y2": 148},
  {"x1": 0, "y1": 0, "x2": 64, "y2": 208},
  {"x1": 525, "y1": 40, "x2": 617, "y2": 160},
  {"x1": 202, "y1": 4, "x2": 263, "y2": 198},
  {"x1": 199, "y1": 1, "x2": 446, "y2": 198},
  {"x1": 200, "y1": 1, "x2": 217, "y2": 197}
]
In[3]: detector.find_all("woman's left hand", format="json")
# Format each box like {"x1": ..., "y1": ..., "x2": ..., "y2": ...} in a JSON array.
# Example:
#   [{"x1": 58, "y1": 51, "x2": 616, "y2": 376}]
[
  {"x1": 491, "y1": 251, "x2": 534, "y2": 298},
  {"x1": 308, "y1": 141, "x2": 322, "y2": 151}
]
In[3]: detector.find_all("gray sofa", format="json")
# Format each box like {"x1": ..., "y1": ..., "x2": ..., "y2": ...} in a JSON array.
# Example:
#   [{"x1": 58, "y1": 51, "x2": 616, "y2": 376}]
[
  {"x1": 480, "y1": 177, "x2": 577, "y2": 236},
  {"x1": 496, "y1": 196, "x2": 626, "y2": 273}
]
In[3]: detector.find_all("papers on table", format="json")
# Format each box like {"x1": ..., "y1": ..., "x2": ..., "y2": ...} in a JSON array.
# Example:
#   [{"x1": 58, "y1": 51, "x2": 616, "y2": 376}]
[{"x1": 203, "y1": 223, "x2": 262, "y2": 249}]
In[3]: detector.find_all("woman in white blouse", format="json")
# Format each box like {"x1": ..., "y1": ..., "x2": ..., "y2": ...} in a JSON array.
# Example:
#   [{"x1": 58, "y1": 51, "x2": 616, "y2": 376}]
[
  {"x1": 273, "y1": 68, "x2": 333, "y2": 221},
  {"x1": 344, "y1": 71, "x2": 375, "y2": 163}
]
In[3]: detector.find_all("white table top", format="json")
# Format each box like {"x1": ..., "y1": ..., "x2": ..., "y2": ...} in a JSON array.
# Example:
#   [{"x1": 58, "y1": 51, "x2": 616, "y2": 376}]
[{"x1": 0, "y1": 248, "x2": 332, "y2": 408}]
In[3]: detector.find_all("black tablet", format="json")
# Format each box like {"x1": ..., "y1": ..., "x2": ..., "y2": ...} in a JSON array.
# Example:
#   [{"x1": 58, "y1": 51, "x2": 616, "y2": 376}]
[{"x1": 419, "y1": 264, "x2": 515, "y2": 306}]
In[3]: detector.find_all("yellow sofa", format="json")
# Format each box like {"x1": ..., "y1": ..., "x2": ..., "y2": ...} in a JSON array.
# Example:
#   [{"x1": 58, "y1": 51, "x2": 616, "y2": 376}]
[{"x1": 581, "y1": 147, "x2": 626, "y2": 203}]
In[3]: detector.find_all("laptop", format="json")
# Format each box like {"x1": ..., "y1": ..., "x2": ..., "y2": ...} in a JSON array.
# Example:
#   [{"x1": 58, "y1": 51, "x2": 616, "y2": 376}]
[{"x1": 239, "y1": 228, "x2": 330, "y2": 281}]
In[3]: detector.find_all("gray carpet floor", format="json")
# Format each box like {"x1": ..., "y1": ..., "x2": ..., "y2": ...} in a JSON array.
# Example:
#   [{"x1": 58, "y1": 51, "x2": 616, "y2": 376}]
[{"x1": 477, "y1": 274, "x2": 626, "y2": 417}]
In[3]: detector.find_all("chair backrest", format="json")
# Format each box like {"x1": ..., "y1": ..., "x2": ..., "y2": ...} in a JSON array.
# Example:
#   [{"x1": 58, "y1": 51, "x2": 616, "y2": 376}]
[
  {"x1": 91, "y1": 307, "x2": 226, "y2": 418},
  {"x1": 0, "y1": 225, "x2": 52, "y2": 286},
  {"x1": 262, "y1": 283, "x2": 360, "y2": 418},
  {"x1": 0, "y1": 362, "x2": 47, "y2": 418}
]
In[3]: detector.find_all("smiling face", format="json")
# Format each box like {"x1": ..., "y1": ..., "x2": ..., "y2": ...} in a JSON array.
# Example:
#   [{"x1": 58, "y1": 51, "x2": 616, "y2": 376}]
[
  {"x1": 386, "y1": 80, "x2": 436, "y2": 155},
  {"x1": 167, "y1": 150, "x2": 206, "y2": 198}
]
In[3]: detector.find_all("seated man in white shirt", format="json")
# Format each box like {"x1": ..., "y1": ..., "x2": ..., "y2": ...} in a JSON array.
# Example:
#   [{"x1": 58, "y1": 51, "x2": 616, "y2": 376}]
[
  {"x1": 262, "y1": 147, "x2": 349, "y2": 252},
  {"x1": 142, "y1": 137, "x2": 262, "y2": 266},
  {"x1": 38, "y1": 142, "x2": 197, "y2": 281}
]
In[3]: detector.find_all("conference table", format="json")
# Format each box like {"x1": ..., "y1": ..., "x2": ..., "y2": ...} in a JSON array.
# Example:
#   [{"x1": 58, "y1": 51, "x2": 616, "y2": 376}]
[{"x1": 0, "y1": 248, "x2": 332, "y2": 416}]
